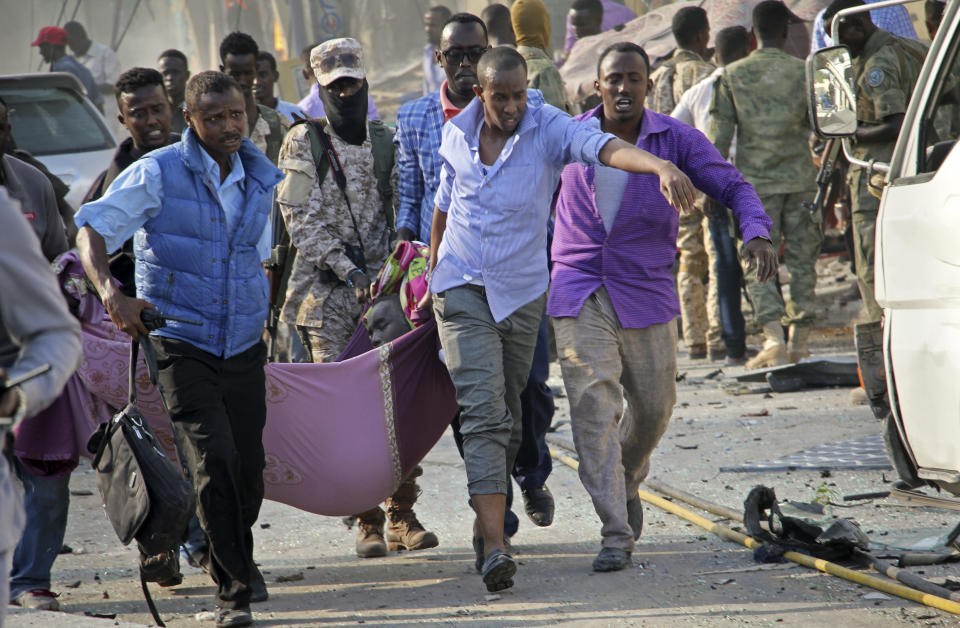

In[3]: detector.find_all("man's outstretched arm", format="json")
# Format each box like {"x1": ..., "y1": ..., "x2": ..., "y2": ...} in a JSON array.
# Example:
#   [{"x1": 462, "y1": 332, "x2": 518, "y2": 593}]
[{"x1": 598, "y1": 138, "x2": 697, "y2": 214}]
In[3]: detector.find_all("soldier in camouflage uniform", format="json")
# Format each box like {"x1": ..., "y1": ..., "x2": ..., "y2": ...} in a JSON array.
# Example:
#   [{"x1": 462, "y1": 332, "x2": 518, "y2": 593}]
[
  {"x1": 512, "y1": 0, "x2": 571, "y2": 112},
  {"x1": 647, "y1": 6, "x2": 718, "y2": 358},
  {"x1": 709, "y1": 1, "x2": 822, "y2": 368},
  {"x1": 824, "y1": 0, "x2": 926, "y2": 324},
  {"x1": 276, "y1": 37, "x2": 439, "y2": 562}
]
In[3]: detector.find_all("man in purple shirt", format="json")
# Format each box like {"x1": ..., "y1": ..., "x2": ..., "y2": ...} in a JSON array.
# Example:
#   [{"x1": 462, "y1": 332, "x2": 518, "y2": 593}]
[
  {"x1": 549, "y1": 42, "x2": 776, "y2": 573},
  {"x1": 425, "y1": 46, "x2": 698, "y2": 593}
]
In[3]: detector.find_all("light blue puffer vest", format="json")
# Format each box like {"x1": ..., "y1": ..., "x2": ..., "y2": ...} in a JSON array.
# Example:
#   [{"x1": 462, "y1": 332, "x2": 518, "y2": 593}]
[{"x1": 134, "y1": 128, "x2": 282, "y2": 357}]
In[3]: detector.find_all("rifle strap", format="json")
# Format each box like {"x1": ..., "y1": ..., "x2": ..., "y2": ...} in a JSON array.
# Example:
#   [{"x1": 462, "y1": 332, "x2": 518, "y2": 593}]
[{"x1": 305, "y1": 120, "x2": 367, "y2": 265}]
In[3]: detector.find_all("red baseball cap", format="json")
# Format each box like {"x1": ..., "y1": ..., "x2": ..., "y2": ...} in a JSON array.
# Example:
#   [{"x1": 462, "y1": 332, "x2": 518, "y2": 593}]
[{"x1": 31, "y1": 26, "x2": 69, "y2": 46}]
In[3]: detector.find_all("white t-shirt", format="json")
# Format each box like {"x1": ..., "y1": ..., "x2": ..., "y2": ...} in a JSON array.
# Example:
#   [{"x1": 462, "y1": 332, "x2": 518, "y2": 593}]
[
  {"x1": 593, "y1": 164, "x2": 630, "y2": 233},
  {"x1": 671, "y1": 67, "x2": 737, "y2": 161},
  {"x1": 75, "y1": 41, "x2": 122, "y2": 86}
]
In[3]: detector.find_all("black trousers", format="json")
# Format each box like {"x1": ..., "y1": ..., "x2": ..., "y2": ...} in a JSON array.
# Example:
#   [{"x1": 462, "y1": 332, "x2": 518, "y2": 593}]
[{"x1": 151, "y1": 337, "x2": 267, "y2": 609}]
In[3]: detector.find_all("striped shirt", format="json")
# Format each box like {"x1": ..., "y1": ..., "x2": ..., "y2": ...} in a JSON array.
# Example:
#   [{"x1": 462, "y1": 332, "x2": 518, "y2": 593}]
[
  {"x1": 431, "y1": 98, "x2": 615, "y2": 322},
  {"x1": 394, "y1": 88, "x2": 545, "y2": 244},
  {"x1": 548, "y1": 106, "x2": 771, "y2": 328}
]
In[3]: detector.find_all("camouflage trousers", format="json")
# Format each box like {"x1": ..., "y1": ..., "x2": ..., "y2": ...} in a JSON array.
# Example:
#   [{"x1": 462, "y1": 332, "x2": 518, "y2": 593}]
[
  {"x1": 742, "y1": 191, "x2": 822, "y2": 327},
  {"x1": 849, "y1": 168, "x2": 882, "y2": 324},
  {"x1": 295, "y1": 283, "x2": 363, "y2": 363},
  {"x1": 676, "y1": 203, "x2": 723, "y2": 351}
]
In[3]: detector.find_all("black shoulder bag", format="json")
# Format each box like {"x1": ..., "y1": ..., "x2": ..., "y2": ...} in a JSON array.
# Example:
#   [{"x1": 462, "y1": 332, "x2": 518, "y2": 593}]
[{"x1": 87, "y1": 337, "x2": 196, "y2": 626}]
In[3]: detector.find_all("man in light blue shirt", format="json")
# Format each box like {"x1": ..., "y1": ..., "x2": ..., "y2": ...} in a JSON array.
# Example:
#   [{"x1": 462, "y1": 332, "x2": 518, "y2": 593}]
[
  {"x1": 425, "y1": 47, "x2": 695, "y2": 593},
  {"x1": 75, "y1": 71, "x2": 282, "y2": 628}
]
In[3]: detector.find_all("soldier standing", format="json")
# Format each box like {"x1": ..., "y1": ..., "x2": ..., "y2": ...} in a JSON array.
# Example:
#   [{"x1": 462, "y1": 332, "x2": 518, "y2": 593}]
[
  {"x1": 276, "y1": 39, "x2": 438, "y2": 560},
  {"x1": 823, "y1": 0, "x2": 925, "y2": 325},
  {"x1": 648, "y1": 7, "x2": 718, "y2": 359},
  {"x1": 709, "y1": 0, "x2": 823, "y2": 368}
]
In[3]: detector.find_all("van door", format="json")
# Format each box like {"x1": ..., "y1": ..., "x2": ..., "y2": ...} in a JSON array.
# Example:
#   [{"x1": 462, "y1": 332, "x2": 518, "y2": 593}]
[{"x1": 877, "y1": 15, "x2": 960, "y2": 478}]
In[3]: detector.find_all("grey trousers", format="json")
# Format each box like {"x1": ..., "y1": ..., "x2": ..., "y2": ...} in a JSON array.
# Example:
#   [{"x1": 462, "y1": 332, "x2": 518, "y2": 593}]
[
  {"x1": 435, "y1": 285, "x2": 545, "y2": 496},
  {"x1": 553, "y1": 287, "x2": 677, "y2": 551}
]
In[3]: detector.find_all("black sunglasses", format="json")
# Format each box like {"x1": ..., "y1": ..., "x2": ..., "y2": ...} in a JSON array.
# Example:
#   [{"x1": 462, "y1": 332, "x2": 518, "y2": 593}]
[{"x1": 440, "y1": 46, "x2": 489, "y2": 65}]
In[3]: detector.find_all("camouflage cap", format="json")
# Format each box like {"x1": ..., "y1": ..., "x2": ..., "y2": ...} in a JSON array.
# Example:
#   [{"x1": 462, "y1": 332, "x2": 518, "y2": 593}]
[{"x1": 311, "y1": 38, "x2": 366, "y2": 87}]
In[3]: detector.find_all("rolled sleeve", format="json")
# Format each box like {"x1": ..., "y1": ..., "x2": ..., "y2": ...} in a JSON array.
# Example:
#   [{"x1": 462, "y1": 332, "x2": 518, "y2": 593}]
[
  {"x1": 74, "y1": 158, "x2": 163, "y2": 253},
  {"x1": 873, "y1": 89, "x2": 908, "y2": 118}
]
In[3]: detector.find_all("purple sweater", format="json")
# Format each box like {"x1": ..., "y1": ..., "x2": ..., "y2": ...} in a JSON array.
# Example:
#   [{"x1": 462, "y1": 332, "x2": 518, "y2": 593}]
[{"x1": 548, "y1": 106, "x2": 772, "y2": 328}]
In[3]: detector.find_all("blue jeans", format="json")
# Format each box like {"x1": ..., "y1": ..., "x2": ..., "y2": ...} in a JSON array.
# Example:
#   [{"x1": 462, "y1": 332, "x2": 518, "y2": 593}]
[
  {"x1": 708, "y1": 206, "x2": 747, "y2": 358},
  {"x1": 9, "y1": 458, "x2": 69, "y2": 598}
]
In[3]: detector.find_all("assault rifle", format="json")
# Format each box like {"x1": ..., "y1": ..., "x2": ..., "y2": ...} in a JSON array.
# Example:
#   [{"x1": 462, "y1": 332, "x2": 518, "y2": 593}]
[{"x1": 805, "y1": 139, "x2": 842, "y2": 216}]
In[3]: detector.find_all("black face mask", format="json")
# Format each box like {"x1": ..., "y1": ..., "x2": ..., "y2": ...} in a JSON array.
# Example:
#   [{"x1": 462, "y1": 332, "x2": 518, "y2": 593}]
[{"x1": 318, "y1": 79, "x2": 369, "y2": 145}]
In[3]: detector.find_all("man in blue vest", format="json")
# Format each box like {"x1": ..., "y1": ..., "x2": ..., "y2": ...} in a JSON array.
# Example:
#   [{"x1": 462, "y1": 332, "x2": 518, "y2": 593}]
[{"x1": 75, "y1": 71, "x2": 282, "y2": 628}]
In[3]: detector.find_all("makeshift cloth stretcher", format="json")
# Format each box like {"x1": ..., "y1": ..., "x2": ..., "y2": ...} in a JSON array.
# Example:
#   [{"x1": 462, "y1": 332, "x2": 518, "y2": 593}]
[{"x1": 13, "y1": 252, "x2": 458, "y2": 516}]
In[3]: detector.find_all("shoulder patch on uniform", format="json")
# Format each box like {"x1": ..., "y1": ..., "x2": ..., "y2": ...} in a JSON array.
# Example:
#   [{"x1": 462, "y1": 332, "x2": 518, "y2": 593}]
[{"x1": 867, "y1": 69, "x2": 885, "y2": 87}]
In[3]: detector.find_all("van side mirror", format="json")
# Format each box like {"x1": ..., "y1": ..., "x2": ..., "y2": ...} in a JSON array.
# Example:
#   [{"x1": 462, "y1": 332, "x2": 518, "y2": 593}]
[{"x1": 807, "y1": 45, "x2": 858, "y2": 138}]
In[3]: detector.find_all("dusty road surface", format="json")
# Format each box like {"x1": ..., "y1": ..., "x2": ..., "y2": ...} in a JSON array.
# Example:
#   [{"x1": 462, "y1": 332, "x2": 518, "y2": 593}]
[{"x1": 8, "y1": 263, "x2": 960, "y2": 627}]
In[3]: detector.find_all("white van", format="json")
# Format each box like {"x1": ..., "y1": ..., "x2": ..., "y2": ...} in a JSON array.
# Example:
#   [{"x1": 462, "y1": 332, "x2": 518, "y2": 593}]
[{"x1": 808, "y1": 0, "x2": 960, "y2": 500}]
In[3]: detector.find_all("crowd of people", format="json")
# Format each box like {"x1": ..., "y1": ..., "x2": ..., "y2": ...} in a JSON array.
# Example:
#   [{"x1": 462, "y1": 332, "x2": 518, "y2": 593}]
[{"x1": 0, "y1": 0, "x2": 949, "y2": 626}]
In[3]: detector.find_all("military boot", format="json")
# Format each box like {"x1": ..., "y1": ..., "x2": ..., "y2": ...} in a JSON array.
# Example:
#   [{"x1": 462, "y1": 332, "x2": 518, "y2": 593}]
[
  {"x1": 385, "y1": 465, "x2": 439, "y2": 551},
  {"x1": 787, "y1": 324, "x2": 811, "y2": 363},
  {"x1": 745, "y1": 322, "x2": 788, "y2": 370},
  {"x1": 355, "y1": 507, "x2": 387, "y2": 558}
]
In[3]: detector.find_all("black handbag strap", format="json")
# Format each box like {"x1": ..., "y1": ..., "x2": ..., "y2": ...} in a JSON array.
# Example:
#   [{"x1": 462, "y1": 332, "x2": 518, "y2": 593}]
[
  {"x1": 128, "y1": 339, "x2": 139, "y2": 405},
  {"x1": 141, "y1": 572, "x2": 165, "y2": 627},
  {"x1": 92, "y1": 337, "x2": 145, "y2": 468}
]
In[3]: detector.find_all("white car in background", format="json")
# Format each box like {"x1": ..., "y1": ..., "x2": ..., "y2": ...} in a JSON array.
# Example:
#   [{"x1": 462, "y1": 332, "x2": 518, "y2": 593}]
[
  {"x1": 1, "y1": 72, "x2": 116, "y2": 209},
  {"x1": 808, "y1": 0, "x2": 960, "y2": 504}
]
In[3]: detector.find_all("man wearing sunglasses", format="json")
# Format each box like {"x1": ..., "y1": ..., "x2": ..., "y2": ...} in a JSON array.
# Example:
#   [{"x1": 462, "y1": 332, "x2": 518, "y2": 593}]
[{"x1": 394, "y1": 13, "x2": 557, "y2": 560}]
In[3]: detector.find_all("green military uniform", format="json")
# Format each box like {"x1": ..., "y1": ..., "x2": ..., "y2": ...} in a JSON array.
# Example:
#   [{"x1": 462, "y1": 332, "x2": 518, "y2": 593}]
[
  {"x1": 848, "y1": 30, "x2": 926, "y2": 323},
  {"x1": 708, "y1": 47, "x2": 821, "y2": 329},
  {"x1": 647, "y1": 49, "x2": 715, "y2": 115},
  {"x1": 648, "y1": 48, "x2": 719, "y2": 354},
  {"x1": 518, "y1": 46, "x2": 570, "y2": 112}
]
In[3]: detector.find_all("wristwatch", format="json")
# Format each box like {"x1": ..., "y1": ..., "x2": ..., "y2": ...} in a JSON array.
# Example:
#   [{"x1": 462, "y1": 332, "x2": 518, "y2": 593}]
[{"x1": 346, "y1": 268, "x2": 365, "y2": 288}]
